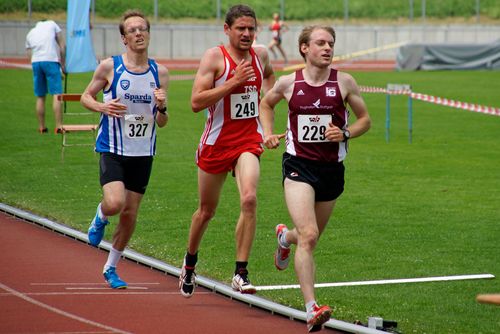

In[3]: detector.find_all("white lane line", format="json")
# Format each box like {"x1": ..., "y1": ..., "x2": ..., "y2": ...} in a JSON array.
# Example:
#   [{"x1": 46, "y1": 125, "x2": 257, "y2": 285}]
[
  {"x1": 0, "y1": 291, "x2": 212, "y2": 296},
  {"x1": 0, "y1": 282, "x2": 132, "y2": 334},
  {"x1": 256, "y1": 274, "x2": 495, "y2": 291}
]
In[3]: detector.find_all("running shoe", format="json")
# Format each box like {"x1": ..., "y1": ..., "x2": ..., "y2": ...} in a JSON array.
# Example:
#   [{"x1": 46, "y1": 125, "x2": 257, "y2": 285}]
[
  {"x1": 231, "y1": 268, "x2": 257, "y2": 294},
  {"x1": 38, "y1": 127, "x2": 48, "y2": 134},
  {"x1": 179, "y1": 261, "x2": 196, "y2": 298},
  {"x1": 274, "y1": 224, "x2": 291, "y2": 270},
  {"x1": 103, "y1": 266, "x2": 127, "y2": 289},
  {"x1": 307, "y1": 304, "x2": 332, "y2": 332},
  {"x1": 88, "y1": 207, "x2": 109, "y2": 246}
]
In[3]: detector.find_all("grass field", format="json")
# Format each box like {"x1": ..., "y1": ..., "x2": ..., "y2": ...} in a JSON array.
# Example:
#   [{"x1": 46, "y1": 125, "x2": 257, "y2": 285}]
[
  {"x1": 2, "y1": 0, "x2": 500, "y2": 21},
  {"x1": 0, "y1": 67, "x2": 499, "y2": 333}
]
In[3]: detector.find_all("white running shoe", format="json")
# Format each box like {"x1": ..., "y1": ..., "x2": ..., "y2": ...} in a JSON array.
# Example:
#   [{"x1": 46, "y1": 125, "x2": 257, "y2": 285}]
[
  {"x1": 231, "y1": 269, "x2": 257, "y2": 294},
  {"x1": 179, "y1": 260, "x2": 196, "y2": 298},
  {"x1": 307, "y1": 304, "x2": 332, "y2": 332},
  {"x1": 274, "y1": 224, "x2": 291, "y2": 270}
]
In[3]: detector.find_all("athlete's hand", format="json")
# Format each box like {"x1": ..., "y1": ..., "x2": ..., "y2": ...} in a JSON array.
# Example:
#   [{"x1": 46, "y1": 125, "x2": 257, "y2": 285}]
[
  {"x1": 233, "y1": 59, "x2": 255, "y2": 85},
  {"x1": 263, "y1": 133, "x2": 285, "y2": 149},
  {"x1": 325, "y1": 122, "x2": 343, "y2": 142},
  {"x1": 153, "y1": 88, "x2": 166, "y2": 110},
  {"x1": 101, "y1": 98, "x2": 127, "y2": 118}
]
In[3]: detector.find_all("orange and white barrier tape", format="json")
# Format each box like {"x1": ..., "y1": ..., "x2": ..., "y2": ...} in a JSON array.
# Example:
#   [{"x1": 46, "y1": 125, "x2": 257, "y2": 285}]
[{"x1": 360, "y1": 85, "x2": 500, "y2": 117}]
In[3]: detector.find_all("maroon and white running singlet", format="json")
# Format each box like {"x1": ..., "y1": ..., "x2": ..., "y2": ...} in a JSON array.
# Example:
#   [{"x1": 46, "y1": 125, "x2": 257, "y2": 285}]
[{"x1": 286, "y1": 69, "x2": 349, "y2": 163}]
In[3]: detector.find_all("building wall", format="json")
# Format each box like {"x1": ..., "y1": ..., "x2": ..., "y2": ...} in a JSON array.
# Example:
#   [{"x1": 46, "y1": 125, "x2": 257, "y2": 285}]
[{"x1": 4, "y1": 21, "x2": 500, "y2": 60}]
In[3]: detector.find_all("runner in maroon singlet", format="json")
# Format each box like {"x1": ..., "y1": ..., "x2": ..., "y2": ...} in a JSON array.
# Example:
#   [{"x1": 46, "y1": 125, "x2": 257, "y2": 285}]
[{"x1": 259, "y1": 25, "x2": 371, "y2": 332}]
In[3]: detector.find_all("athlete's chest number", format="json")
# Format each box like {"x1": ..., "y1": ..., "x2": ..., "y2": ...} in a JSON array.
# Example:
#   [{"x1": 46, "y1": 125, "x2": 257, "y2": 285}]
[
  {"x1": 297, "y1": 114, "x2": 331, "y2": 143},
  {"x1": 230, "y1": 92, "x2": 259, "y2": 119},
  {"x1": 124, "y1": 114, "x2": 154, "y2": 139},
  {"x1": 128, "y1": 123, "x2": 149, "y2": 138}
]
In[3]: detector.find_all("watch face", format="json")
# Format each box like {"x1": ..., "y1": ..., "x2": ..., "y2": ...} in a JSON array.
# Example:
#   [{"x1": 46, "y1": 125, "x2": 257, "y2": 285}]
[{"x1": 344, "y1": 130, "x2": 350, "y2": 138}]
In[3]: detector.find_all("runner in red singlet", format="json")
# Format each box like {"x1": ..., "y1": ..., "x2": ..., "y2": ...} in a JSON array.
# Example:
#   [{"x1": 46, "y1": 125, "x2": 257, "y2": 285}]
[
  {"x1": 267, "y1": 13, "x2": 289, "y2": 65},
  {"x1": 260, "y1": 25, "x2": 371, "y2": 332},
  {"x1": 179, "y1": 4, "x2": 275, "y2": 298}
]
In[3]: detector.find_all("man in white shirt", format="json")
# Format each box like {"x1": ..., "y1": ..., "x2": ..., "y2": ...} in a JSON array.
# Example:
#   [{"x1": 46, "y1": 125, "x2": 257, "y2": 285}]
[{"x1": 26, "y1": 20, "x2": 65, "y2": 133}]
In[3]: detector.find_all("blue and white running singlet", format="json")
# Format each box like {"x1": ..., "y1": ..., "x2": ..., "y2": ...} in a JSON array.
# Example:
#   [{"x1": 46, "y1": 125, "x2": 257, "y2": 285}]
[{"x1": 96, "y1": 55, "x2": 160, "y2": 156}]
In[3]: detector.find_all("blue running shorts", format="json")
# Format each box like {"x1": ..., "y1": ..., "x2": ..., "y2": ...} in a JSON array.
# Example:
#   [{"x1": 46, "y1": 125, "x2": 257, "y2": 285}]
[{"x1": 32, "y1": 61, "x2": 62, "y2": 97}]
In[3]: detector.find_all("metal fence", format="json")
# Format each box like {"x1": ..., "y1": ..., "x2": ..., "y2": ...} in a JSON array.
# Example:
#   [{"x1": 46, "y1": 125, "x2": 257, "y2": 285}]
[{"x1": 4, "y1": 20, "x2": 500, "y2": 60}]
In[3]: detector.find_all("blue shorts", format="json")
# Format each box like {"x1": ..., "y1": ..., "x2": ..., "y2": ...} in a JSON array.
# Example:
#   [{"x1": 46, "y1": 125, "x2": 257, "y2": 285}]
[{"x1": 32, "y1": 61, "x2": 62, "y2": 97}]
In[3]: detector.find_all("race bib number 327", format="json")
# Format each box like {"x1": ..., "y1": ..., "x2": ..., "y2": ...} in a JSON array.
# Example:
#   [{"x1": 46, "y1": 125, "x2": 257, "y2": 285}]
[
  {"x1": 230, "y1": 92, "x2": 258, "y2": 119},
  {"x1": 124, "y1": 114, "x2": 154, "y2": 139}
]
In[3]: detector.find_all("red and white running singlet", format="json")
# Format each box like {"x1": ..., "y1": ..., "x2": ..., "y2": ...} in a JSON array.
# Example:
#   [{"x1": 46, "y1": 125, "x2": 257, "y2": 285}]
[
  {"x1": 271, "y1": 22, "x2": 282, "y2": 41},
  {"x1": 286, "y1": 69, "x2": 349, "y2": 163},
  {"x1": 198, "y1": 45, "x2": 265, "y2": 149}
]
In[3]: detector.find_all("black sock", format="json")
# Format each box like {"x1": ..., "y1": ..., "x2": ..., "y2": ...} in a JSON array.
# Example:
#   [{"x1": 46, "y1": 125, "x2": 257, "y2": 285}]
[
  {"x1": 185, "y1": 251, "x2": 198, "y2": 269},
  {"x1": 235, "y1": 261, "x2": 248, "y2": 275}
]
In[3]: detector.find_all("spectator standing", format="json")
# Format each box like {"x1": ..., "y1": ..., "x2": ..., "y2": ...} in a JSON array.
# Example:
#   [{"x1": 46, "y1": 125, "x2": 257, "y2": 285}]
[{"x1": 26, "y1": 19, "x2": 65, "y2": 133}]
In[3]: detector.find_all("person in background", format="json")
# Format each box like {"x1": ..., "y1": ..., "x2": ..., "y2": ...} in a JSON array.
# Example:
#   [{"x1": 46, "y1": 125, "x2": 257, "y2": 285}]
[
  {"x1": 80, "y1": 10, "x2": 169, "y2": 289},
  {"x1": 259, "y1": 25, "x2": 371, "y2": 332},
  {"x1": 267, "y1": 12, "x2": 289, "y2": 65},
  {"x1": 26, "y1": 19, "x2": 65, "y2": 134},
  {"x1": 179, "y1": 4, "x2": 275, "y2": 298}
]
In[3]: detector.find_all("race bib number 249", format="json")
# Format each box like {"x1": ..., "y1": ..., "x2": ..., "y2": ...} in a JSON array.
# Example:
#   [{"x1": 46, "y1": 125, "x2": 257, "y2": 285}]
[{"x1": 230, "y1": 92, "x2": 258, "y2": 119}]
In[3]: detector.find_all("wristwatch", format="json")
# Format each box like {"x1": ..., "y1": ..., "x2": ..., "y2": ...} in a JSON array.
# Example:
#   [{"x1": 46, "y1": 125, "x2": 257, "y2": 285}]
[
  {"x1": 342, "y1": 129, "x2": 351, "y2": 142},
  {"x1": 157, "y1": 106, "x2": 167, "y2": 115}
]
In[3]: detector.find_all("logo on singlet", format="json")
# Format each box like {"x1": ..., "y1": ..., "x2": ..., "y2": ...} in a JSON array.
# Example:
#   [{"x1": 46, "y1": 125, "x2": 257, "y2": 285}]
[
  {"x1": 326, "y1": 87, "x2": 336, "y2": 97},
  {"x1": 313, "y1": 99, "x2": 321, "y2": 108},
  {"x1": 297, "y1": 89, "x2": 305, "y2": 96},
  {"x1": 124, "y1": 93, "x2": 152, "y2": 104},
  {"x1": 120, "y1": 80, "x2": 130, "y2": 90}
]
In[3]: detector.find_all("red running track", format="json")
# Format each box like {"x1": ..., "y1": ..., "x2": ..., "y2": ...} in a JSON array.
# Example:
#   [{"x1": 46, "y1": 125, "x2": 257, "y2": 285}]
[{"x1": 0, "y1": 211, "x2": 344, "y2": 334}]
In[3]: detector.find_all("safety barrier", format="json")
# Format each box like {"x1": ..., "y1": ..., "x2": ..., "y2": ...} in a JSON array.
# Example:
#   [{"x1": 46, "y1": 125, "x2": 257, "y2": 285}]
[{"x1": 360, "y1": 86, "x2": 500, "y2": 117}]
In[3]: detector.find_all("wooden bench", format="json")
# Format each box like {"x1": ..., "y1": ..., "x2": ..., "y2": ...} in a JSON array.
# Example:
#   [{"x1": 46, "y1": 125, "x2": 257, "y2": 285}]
[{"x1": 57, "y1": 94, "x2": 98, "y2": 153}]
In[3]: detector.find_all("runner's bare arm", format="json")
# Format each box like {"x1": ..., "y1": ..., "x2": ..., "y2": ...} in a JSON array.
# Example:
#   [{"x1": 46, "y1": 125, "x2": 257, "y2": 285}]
[
  {"x1": 259, "y1": 74, "x2": 294, "y2": 148},
  {"x1": 80, "y1": 58, "x2": 127, "y2": 117},
  {"x1": 155, "y1": 64, "x2": 169, "y2": 127},
  {"x1": 254, "y1": 46, "x2": 275, "y2": 95},
  {"x1": 191, "y1": 47, "x2": 255, "y2": 112},
  {"x1": 341, "y1": 72, "x2": 371, "y2": 138}
]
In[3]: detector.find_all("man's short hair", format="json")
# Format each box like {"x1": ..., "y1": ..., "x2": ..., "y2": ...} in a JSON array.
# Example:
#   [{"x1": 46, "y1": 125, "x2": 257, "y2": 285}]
[
  {"x1": 225, "y1": 4, "x2": 256, "y2": 27},
  {"x1": 298, "y1": 25, "x2": 336, "y2": 60},
  {"x1": 119, "y1": 9, "x2": 150, "y2": 36}
]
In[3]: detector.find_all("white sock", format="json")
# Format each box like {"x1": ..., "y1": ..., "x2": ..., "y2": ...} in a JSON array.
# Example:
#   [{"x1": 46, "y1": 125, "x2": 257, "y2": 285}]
[
  {"x1": 306, "y1": 300, "x2": 317, "y2": 314},
  {"x1": 97, "y1": 203, "x2": 107, "y2": 220},
  {"x1": 103, "y1": 247, "x2": 123, "y2": 272}
]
